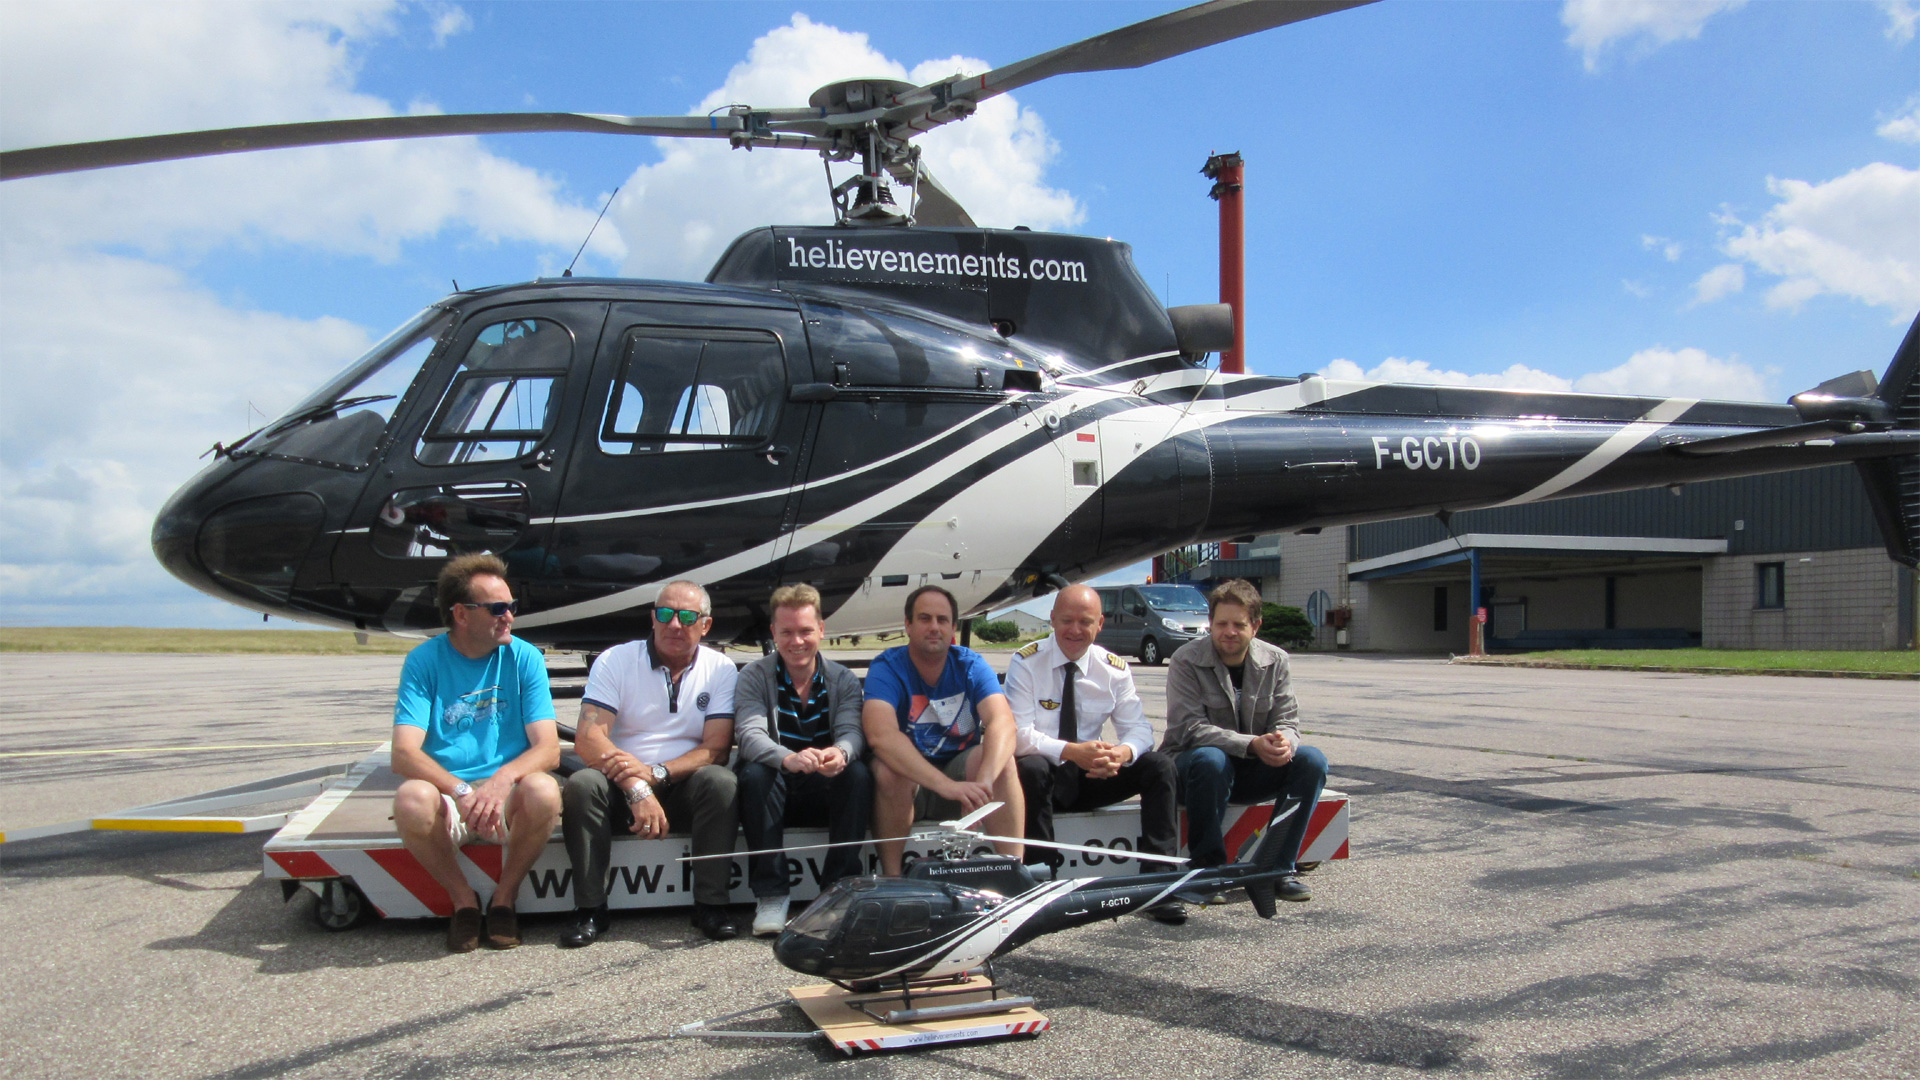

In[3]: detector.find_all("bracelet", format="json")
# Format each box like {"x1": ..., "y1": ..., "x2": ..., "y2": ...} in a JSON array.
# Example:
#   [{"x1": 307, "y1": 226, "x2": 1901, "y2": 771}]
[{"x1": 624, "y1": 781, "x2": 653, "y2": 805}]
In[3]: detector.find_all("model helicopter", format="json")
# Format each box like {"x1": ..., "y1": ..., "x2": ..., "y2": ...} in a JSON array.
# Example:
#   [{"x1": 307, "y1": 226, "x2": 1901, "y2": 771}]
[
  {"x1": 5, "y1": 1, "x2": 1915, "y2": 651},
  {"x1": 683, "y1": 801, "x2": 1301, "y2": 993}
]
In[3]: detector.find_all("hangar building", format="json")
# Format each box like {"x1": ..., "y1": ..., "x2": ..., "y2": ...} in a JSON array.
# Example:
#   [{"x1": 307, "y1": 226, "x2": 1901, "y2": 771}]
[{"x1": 1157, "y1": 463, "x2": 1918, "y2": 653}]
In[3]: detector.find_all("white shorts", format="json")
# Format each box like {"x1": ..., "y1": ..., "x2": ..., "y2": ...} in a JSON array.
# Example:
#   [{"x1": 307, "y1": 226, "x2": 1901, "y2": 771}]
[{"x1": 442, "y1": 793, "x2": 509, "y2": 845}]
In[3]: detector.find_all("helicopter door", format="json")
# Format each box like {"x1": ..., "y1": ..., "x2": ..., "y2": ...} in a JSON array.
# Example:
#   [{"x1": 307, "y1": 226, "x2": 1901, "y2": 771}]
[
  {"x1": 332, "y1": 303, "x2": 606, "y2": 633},
  {"x1": 536, "y1": 303, "x2": 812, "y2": 641}
]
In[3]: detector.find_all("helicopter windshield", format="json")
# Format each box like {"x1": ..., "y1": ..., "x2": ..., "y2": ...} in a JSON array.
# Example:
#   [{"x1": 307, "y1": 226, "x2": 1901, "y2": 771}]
[
  {"x1": 245, "y1": 306, "x2": 453, "y2": 469},
  {"x1": 785, "y1": 879, "x2": 877, "y2": 941},
  {"x1": 1137, "y1": 585, "x2": 1208, "y2": 612}
]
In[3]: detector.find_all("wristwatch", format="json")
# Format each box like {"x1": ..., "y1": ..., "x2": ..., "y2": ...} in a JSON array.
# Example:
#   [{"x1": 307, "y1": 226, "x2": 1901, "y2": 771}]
[
  {"x1": 624, "y1": 781, "x2": 654, "y2": 805},
  {"x1": 650, "y1": 763, "x2": 671, "y2": 787},
  {"x1": 451, "y1": 782, "x2": 473, "y2": 798}
]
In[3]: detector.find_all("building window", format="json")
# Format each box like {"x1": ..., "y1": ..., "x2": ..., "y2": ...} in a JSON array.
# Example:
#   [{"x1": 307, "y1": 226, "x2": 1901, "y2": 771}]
[
  {"x1": 1433, "y1": 586, "x2": 1448, "y2": 632},
  {"x1": 1756, "y1": 562, "x2": 1785, "y2": 610}
]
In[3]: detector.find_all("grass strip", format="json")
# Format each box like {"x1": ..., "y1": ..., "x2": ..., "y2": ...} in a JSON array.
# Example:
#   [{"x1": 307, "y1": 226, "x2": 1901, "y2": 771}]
[
  {"x1": 1468, "y1": 647, "x2": 1917, "y2": 678},
  {"x1": 0, "y1": 627, "x2": 417, "y2": 655}
]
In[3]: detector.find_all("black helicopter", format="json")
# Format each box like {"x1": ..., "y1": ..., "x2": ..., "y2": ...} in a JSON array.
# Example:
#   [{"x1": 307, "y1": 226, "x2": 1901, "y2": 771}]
[
  {"x1": 5, "y1": 0, "x2": 1915, "y2": 651},
  {"x1": 681, "y1": 800, "x2": 1303, "y2": 989}
]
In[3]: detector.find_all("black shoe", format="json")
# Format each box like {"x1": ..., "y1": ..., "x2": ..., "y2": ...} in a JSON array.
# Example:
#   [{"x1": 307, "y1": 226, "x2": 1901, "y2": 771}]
[
  {"x1": 691, "y1": 903, "x2": 739, "y2": 942},
  {"x1": 559, "y1": 904, "x2": 610, "y2": 948},
  {"x1": 1277, "y1": 873, "x2": 1312, "y2": 903},
  {"x1": 1143, "y1": 901, "x2": 1188, "y2": 925}
]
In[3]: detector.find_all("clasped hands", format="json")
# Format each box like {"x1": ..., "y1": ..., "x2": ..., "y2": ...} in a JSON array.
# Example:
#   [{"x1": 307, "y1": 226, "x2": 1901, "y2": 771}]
[
  {"x1": 1250, "y1": 730, "x2": 1296, "y2": 767},
  {"x1": 780, "y1": 746, "x2": 848, "y2": 776},
  {"x1": 1062, "y1": 740, "x2": 1132, "y2": 779}
]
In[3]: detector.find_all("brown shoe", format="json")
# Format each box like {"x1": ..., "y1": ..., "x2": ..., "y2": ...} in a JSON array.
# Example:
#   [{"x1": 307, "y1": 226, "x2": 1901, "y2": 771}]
[
  {"x1": 448, "y1": 907, "x2": 483, "y2": 953},
  {"x1": 486, "y1": 905, "x2": 521, "y2": 949}
]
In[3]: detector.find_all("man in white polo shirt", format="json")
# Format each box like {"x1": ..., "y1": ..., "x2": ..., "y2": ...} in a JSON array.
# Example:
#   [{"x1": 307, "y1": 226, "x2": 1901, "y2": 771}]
[{"x1": 561, "y1": 580, "x2": 740, "y2": 945}]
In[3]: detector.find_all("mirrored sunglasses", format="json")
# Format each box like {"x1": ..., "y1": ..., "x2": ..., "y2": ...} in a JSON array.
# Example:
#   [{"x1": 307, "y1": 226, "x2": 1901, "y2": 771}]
[{"x1": 460, "y1": 600, "x2": 518, "y2": 618}]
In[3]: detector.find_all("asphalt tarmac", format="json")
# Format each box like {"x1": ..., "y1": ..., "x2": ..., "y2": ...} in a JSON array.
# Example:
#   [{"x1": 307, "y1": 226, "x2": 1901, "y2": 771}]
[{"x1": 1, "y1": 650, "x2": 1915, "y2": 1079}]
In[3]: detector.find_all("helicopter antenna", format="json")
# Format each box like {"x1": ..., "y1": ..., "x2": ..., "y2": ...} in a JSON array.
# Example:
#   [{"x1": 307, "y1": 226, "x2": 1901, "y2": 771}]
[{"x1": 563, "y1": 186, "x2": 620, "y2": 278}]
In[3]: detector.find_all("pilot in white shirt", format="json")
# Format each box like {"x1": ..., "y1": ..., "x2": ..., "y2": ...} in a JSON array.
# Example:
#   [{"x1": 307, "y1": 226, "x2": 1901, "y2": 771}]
[{"x1": 1006, "y1": 586, "x2": 1184, "y2": 922}]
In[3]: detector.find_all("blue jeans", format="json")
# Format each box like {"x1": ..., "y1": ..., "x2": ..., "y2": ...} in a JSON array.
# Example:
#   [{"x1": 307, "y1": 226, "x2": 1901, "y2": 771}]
[{"x1": 1176, "y1": 744, "x2": 1327, "y2": 871}]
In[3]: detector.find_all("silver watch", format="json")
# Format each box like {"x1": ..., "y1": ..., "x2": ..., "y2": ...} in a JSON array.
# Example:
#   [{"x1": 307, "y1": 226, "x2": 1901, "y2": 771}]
[
  {"x1": 650, "y1": 763, "x2": 671, "y2": 787},
  {"x1": 451, "y1": 781, "x2": 473, "y2": 798},
  {"x1": 624, "y1": 781, "x2": 653, "y2": 805}
]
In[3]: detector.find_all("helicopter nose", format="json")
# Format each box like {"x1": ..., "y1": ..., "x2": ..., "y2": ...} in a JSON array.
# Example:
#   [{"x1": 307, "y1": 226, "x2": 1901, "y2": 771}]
[{"x1": 153, "y1": 484, "x2": 326, "y2": 607}]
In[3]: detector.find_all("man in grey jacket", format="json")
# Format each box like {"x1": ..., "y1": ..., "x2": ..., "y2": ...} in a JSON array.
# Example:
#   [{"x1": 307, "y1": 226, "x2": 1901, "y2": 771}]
[
  {"x1": 734, "y1": 584, "x2": 871, "y2": 936},
  {"x1": 1162, "y1": 579, "x2": 1327, "y2": 902}
]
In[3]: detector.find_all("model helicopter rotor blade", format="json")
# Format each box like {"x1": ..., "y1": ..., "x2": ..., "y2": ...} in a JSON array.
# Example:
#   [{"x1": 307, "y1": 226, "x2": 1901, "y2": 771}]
[
  {"x1": 970, "y1": 833, "x2": 1191, "y2": 865},
  {"x1": 882, "y1": 0, "x2": 1377, "y2": 139},
  {"x1": 939, "y1": 802, "x2": 1005, "y2": 832},
  {"x1": 678, "y1": 836, "x2": 877, "y2": 862},
  {"x1": 0, "y1": 111, "x2": 834, "y2": 182}
]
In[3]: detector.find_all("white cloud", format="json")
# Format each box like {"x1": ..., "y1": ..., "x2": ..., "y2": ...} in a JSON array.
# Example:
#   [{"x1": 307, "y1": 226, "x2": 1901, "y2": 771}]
[
  {"x1": 0, "y1": 1, "x2": 622, "y2": 265},
  {"x1": 1877, "y1": 94, "x2": 1920, "y2": 144},
  {"x1": 1642, "y1": 234, "x2": 1683, "y2": 261},
  {"x1": 1882, "y1": 0, "x2": 1919, "y2": 44},
  {"x1": 0, "y1": 1, "x2": 623, "y2": 623},
  {"x1": 606, "y1": 14, "x2": 1081, "y2": 281},
  {"x1": 1573, "y1": 346, "x2": 1770, "y2": 400},
  {"x1": 0, "y1": 248, "x2": 373, "y2": 611},
  {"x1": 1719, "y1": 163, "x2": 1920, "y2": 314},
  {"x1": 1622, "y1": 279, "x2": 1651, "y2": 298},
  {"x1": 1689, "y1": 262, "x2": 1746, "y2": 306},
  {"x1": 1320, "y1": 357, "x2": 1574, "y2": 391},
  {"x1": 1321, "y1": 346, "x2": 1769, "y2": 401},
  {"x1": 1562, "y1": 0, "x2": 1746, "y2": 71},
  {"x1": 427, "y1": 3, "x2": 472, "y2": 47}
]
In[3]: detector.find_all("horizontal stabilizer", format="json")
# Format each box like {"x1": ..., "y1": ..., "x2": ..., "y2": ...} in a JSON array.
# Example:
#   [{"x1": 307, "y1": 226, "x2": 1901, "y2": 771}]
[{"x1": 1669, "y1": 420, "x2": 1887, "y2": 456}]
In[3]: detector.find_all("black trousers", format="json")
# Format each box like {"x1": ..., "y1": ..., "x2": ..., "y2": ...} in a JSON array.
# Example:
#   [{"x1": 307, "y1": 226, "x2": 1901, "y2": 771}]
[
  {"x1": 735, "y1": 758, "x2": 873, "y2": 897},
  {"x1": 1015, "y1": 750, "x2": 1179, "y2": 868}
]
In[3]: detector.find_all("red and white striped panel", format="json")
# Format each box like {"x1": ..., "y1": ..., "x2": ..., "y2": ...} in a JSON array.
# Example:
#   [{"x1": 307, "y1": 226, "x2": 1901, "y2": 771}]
[{"x1": 265, "y1": 792, "x2": 1350, "y2": 917}]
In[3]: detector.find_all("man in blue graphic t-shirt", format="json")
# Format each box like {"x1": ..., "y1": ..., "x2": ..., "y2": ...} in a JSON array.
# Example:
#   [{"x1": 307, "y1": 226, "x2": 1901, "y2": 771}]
[
  {"x1": 862, "y1": 585, "x2": 1024, "y2": 876},
  {"x1": 391, "y1": 553, "x2": 560, "y2": 953}
]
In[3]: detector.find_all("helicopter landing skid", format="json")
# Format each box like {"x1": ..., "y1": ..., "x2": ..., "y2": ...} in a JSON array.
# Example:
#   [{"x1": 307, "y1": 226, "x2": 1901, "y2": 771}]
[
  {"x1": 799, "y1": 973, "x2": 1047, "y2": 1054},
  {"x1": 672, "y1": 973, "x2": 1048, "y2": 1054}
]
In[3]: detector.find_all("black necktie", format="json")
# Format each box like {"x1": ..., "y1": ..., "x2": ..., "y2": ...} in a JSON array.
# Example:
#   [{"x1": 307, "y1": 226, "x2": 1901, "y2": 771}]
[
  {"x1": 1055, "y1": 661, "x2": 1081, "y2": 808},
  {"x1": 1060, "y1": 661, "x2": 1080, "y2": 743}
]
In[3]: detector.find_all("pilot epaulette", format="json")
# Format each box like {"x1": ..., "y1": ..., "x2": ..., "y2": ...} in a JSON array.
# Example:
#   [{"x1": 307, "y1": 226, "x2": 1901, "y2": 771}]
[
  {"x1": 1015, "y1": 641, "x2": 1042, "y2": 659},
  {"x1": 1103, "y1": 651, "x2": 1128, "y2": 672}
]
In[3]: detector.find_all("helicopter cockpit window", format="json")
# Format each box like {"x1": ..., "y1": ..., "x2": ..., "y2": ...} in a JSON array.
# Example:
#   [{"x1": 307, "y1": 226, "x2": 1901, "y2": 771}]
[
  {"x1": 416, "y1": 318, "x2": 570, "y2": 465},
  {"x1": 598, "y1": 329, "x2": 784, "y2": 455},
  {"x1": 887, "y1": 900, "x2": 931, "y2": 936},
  {"x1": 244, "y1": 306, "x2": 452, "y2": 469}
]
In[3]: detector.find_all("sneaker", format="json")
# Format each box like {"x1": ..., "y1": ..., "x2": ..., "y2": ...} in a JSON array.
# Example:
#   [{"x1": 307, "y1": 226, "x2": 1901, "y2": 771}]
[
  {"x1": 691, "y1": 903, "x2": 740, "y2": 942},
  {"x1": 1277, "y1": 873, "x2": 1312, "y2": 903},
  {"x1": 751, "y1": 895, "x2": 790, "y2": 938}
]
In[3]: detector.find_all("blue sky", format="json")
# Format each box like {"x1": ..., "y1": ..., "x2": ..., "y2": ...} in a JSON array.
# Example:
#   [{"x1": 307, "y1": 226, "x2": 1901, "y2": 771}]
[{"x1": 2, "y1": 0, "x2": 1915, "y2": 628}]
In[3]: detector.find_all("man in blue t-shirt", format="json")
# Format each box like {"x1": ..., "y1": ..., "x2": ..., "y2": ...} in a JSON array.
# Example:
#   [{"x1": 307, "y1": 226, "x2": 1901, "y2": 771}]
[
  {"x1": 391, "y1": 553, "x2": 561, "y2": 953},
  {"x1": 862, "y1": 585, "x2": 1024, "y2": 876}
]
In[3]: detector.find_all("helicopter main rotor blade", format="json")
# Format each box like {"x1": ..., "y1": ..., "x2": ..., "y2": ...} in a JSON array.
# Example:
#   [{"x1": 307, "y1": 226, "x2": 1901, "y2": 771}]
[
  {"x1": 883, "y1": 0, "x2": 1377, "y2": 138},
  {"x1": 0, "y1": 112, "x2": 832, "y2": 182},
  {"x1": 970, "y1": 833, "x2": 1191, "y2": 866}
]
